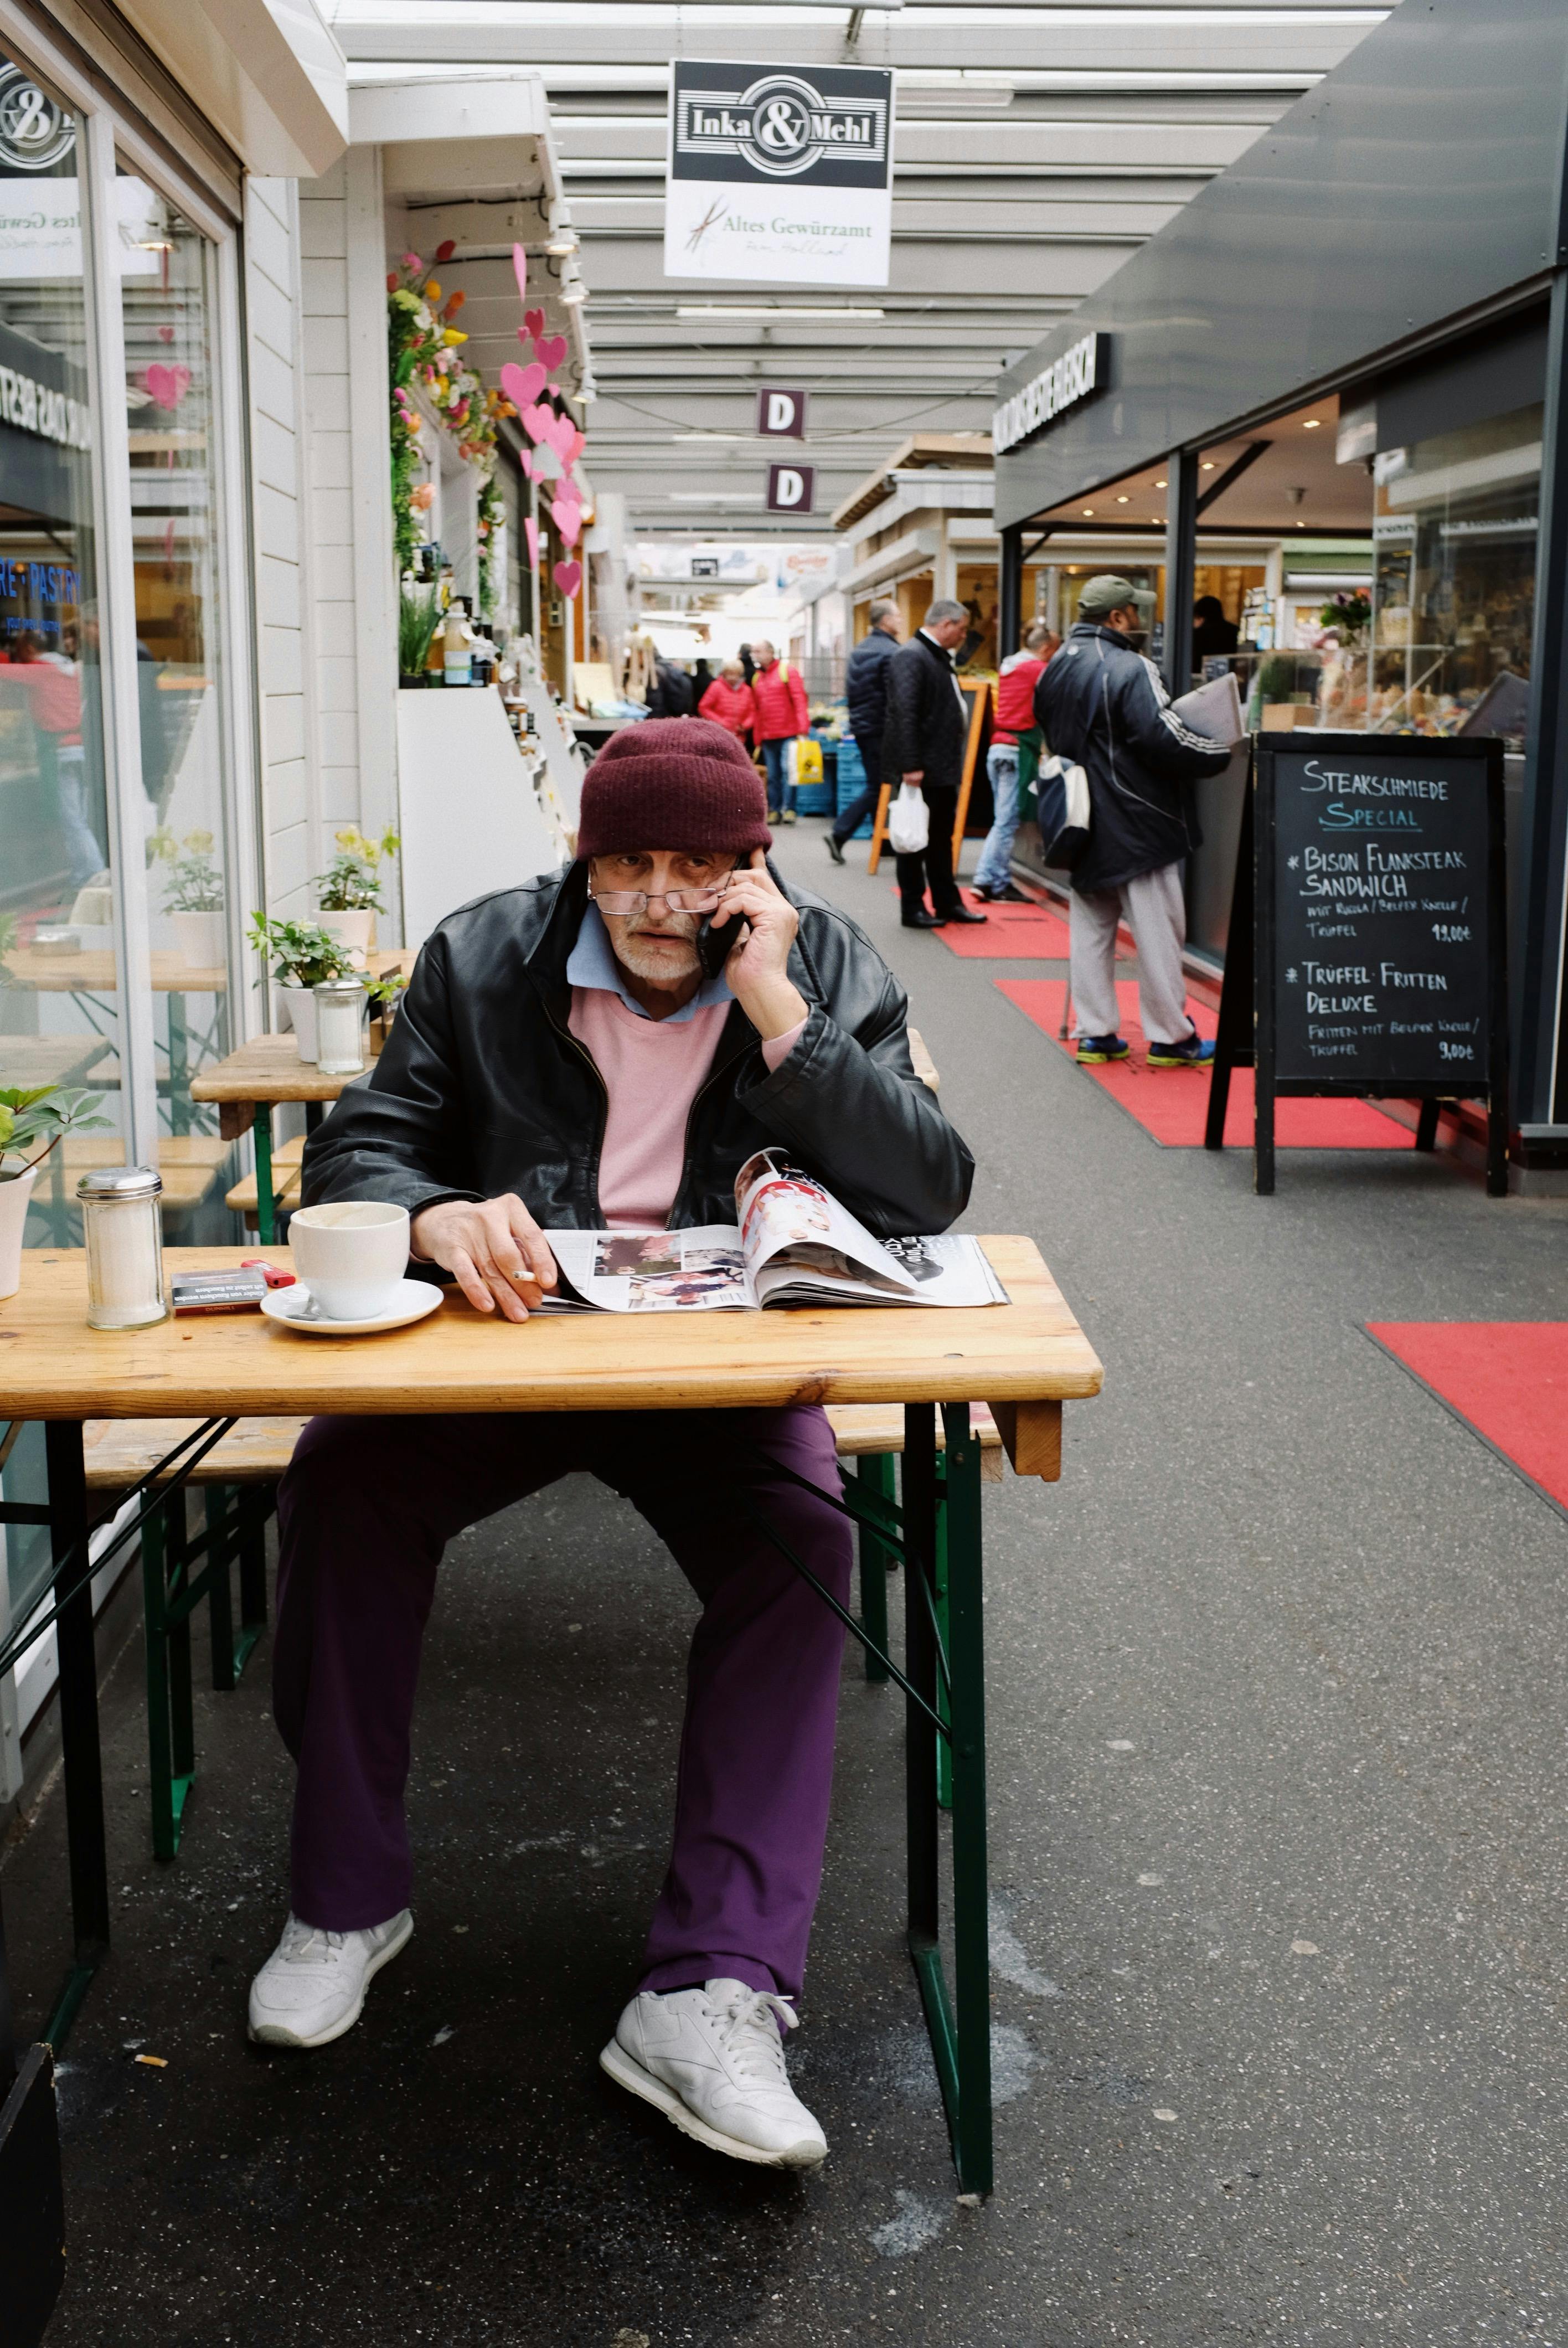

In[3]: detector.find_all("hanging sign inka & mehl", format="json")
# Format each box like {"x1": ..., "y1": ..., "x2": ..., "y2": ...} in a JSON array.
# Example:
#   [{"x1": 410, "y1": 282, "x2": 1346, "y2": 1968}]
[{"x1": 664, "y1": 61, "x2": 893, "y2": 289}]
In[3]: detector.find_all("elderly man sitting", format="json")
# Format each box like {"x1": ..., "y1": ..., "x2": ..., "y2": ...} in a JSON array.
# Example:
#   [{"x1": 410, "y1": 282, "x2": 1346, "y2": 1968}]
[{"x1": 248, "y1": 718, "x2": 973, "y2": 2171}]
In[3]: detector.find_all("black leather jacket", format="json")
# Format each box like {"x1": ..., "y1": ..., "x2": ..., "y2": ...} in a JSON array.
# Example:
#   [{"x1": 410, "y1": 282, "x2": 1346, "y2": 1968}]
[
  {"x1": 1035, "y1": 622, "x2": 1230, "y2": 893},
  {"x1": 301, "y1": 860, "x2": 974, "y2": 1238}
]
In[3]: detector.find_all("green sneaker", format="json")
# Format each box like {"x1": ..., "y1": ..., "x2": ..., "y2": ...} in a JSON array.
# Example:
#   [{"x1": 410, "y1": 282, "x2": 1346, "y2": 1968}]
[{"x1": 1076, "y1": 1033, "x2": 1129, "y2": 1066}]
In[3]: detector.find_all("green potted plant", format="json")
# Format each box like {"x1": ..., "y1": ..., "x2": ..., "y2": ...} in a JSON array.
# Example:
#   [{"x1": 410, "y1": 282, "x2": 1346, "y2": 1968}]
[
  {"x1": 312, "y1": 826, "x2": 401, "y2": 960},
  {"x1": 0, "y1": 1082, "x2": 111, "y2": 1297},
  {"x1": 247, "y1": 913, "x2": 355, "y2": 1063},
  {"x1": 151, "y1": 826, "x2": 225, "y2": 968},
  {"x1": 399, "y1": 586, "x2": 441, "y2": 689}
]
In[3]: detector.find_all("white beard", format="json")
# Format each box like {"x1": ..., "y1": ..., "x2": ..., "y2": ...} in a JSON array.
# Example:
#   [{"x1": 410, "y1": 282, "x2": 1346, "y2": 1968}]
[{"x1": 609, "y1": 917, "x2": 701, "y2": 984}]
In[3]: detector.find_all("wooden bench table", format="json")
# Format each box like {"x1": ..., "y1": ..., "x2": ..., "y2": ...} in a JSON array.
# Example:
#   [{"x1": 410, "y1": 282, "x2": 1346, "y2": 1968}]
[{"x1": 0, "y1": 1234, "x2": 1101, "y2": 2197}]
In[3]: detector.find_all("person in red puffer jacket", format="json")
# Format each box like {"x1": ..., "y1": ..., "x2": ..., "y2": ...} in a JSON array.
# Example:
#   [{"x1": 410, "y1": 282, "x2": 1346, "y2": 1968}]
[
  {"x1": 972, "y1": 621, "x2": 1058, "y2": 902},
  {"x1": 698, "y1": 660, "x2": 756, "y2": 743},
  {"x1": 749, "y1": 639, "x2": 810, "y2": 822}
]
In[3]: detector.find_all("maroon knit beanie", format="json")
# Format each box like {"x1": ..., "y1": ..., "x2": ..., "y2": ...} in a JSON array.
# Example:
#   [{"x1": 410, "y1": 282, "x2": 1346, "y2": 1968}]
[{"x1": 577, "y1": 717, "x2": 772, "y2": 858}]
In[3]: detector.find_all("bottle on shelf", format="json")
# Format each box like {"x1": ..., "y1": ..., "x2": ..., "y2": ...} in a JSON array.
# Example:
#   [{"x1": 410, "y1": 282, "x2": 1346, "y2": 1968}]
[{"x1": 443, "y1": 597, "x2": 475, "y2": 688}]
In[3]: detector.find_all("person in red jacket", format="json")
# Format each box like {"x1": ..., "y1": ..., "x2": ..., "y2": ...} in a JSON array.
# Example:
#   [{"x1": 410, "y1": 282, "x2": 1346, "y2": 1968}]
[
  {"x1": 972, "y1": 620, "x2": 1058, "y2": 902},
  {"x1": 698, "y1": 660, "x2": 756, "y2": 743},
  {"x1": 749, "y1": 639, "x2": 810, "y2": 822}
]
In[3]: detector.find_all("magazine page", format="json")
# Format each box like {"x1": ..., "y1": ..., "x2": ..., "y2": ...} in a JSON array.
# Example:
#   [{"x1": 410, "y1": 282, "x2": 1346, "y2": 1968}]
[
  {"x1": 541, "y1": 1226, "x2": 754, "y2": 1312},
  {"x1": 734, "y1": 1150, "x2": 921, "y2": 1304}
]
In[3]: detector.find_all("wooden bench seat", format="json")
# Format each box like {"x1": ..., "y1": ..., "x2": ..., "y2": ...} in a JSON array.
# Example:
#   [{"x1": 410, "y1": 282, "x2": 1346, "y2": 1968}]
[
  {"x1": 224, "y1": 1137, "x2": 306, "y2": 1221},
  {"x1": 825, "y1": 1401, "x2": 1003, "y2": 1479},
  {"x1": 84, "y1": 1415, "x2": 310, "y2": 1490}
]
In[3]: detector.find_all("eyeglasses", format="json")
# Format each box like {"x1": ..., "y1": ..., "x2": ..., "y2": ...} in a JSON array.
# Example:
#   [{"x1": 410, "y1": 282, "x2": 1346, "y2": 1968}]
[{"x1": 590, "y1": 879, "x2": 734, "y2": 915}]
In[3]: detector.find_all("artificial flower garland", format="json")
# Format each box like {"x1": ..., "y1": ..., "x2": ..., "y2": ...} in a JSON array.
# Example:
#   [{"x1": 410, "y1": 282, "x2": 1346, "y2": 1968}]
[{"x1": 387, "y1": 240, "x2": 517, "y2": 578}]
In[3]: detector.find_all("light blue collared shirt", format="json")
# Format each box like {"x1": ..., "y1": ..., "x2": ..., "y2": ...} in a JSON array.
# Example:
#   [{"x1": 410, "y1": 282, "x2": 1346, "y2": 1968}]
[{"x1": 565, "y1": 899, "x2": 734, "y2": 1023}]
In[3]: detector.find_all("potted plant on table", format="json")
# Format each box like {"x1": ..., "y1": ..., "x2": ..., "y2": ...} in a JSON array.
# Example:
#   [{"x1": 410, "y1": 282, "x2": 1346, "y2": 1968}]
[
  {"x1": 364, "y1": 969, "x2": 408, "y2": 1055},
  {"x1": 399, "y1": 586, "x2": 441, "y2": 689},
  {"x1": 152, "y1": 828, "x2": 225, "y2": 967},
  {"x1": 312, "y1": 827, "x2": 401, "y2": 961},
  {"x1": 0, "y1": 1082, "x2": 111, "y2": 1297},
  {"x1": 247, "y1": 914, "x2": 355, "y2": 1063}
]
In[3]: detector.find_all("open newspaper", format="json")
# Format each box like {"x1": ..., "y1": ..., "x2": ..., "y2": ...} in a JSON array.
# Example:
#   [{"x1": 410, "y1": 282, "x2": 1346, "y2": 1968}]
[{"x1": 538, "y1": 1149, "x2": 1007, "y2": 1313}]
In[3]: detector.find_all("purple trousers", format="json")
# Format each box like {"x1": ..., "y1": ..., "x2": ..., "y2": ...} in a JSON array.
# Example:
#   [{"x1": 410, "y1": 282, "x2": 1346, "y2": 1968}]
[{"x1": 272, "y1": 1404, "x2": 852, "y2": 2001}]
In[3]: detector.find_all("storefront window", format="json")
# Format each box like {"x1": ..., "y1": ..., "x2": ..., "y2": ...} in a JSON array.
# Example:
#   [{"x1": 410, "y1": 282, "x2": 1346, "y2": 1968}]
[
  {"x1": 0, "y1": 53, "x2": 118, "y2": 1239},
  {"x1": 118, "y1": 167, "x2": 234, "y2": 1206},
  {"x1": 1369, "y1": 401, "x2": 1540, "y2": 746}
]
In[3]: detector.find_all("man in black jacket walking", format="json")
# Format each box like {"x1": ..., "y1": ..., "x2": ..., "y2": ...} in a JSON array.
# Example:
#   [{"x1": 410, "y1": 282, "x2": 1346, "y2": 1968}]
[
  {"x1": 827, "y1": 596, "x2": 899, "y2": 864},
  {"x1": 246, "y1": 719, "x2": 973, "y2": 2173},
  {"x1": 1036, "y1": 574, "x2": 1231, "y2": 1064},
  {"x1": 879, "y1": 598, "x2": 987, "y2": 929}
]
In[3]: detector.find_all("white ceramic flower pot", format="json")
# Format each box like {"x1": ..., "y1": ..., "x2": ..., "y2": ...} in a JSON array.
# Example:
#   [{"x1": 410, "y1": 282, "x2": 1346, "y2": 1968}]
[
  {"x1": 0, "y1": 1160, "x2": 38, "y2": 1299},
  {"x1": 279, "y1": 985, "x2": 318, "y2": 1062},
  {"x1": 172, "y1": 908, "x2": 225, "y2": 969},
  {"x1": 317, "y1": 909, "x2": 374, "y2": 966}
]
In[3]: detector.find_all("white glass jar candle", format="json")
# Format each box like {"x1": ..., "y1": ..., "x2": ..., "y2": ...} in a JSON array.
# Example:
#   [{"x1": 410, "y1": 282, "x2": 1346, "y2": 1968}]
[
  {"x1": 77, "y1": 1167, "x2": 166, "y2": 1329},
  {"x1": 313, "y1": 976, "x2": 367, "y2": 1076}
]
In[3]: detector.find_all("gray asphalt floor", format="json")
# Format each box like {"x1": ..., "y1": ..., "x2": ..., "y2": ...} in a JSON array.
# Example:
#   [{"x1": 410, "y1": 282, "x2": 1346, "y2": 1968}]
[{"x1": 6, "y1": 816, "x2": 1568, "y2": 2347}]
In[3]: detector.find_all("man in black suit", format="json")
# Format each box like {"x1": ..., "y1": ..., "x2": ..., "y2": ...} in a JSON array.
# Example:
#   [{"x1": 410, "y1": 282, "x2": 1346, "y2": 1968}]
[{"x1": 880, "y1": 598, "x2": 987, "y2": 929}]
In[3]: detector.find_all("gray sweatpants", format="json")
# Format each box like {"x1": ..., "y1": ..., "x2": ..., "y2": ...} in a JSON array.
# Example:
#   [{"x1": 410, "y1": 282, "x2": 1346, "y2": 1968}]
[{"x1": 1069, "y1": 859, "x2": 1191, "y2": 1046}]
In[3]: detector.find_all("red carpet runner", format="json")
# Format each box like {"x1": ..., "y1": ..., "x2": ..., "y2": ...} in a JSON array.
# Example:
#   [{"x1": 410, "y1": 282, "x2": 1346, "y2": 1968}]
[
  {"x1": 1365, "y1": 1323, "x2": 1568, "y2": 1518},
  {"x1": 997, "y1": 978, "x2": 1420, "y2": 1150}
]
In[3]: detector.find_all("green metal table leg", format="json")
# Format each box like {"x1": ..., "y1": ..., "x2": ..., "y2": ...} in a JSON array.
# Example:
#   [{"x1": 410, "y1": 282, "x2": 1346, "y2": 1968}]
[
  {"x1": 942, "y1": 1400, "x2": 993, "y2": 2197},
  {"x1": 857, "y1": 1453, "x2": 895, "y2": 1682},
  {"x1": 935, "y1": 1453, "x2": 952, "y2": 1811},
  {"x1": 166, "y1": 1494, "x2": 195, "y2": 1850},
  {"x1": 167, "y1": 990, "x2": 190, "y2": 1136},
  {"x1": 254, "y1": 1105, "x2": 276, "y2": 1245},
  {"x1": 206, "y1": 1485, "x2": 236, "y2": 1693},
  {"x1": 903, "y1": 1403, "x2": 965, "y2": 2134}
]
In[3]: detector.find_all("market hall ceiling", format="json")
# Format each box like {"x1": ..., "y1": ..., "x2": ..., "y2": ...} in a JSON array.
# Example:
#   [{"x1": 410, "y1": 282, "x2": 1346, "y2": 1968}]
[{"x1": 328, "y1": 2, "x2": 1395, "y2": 537}]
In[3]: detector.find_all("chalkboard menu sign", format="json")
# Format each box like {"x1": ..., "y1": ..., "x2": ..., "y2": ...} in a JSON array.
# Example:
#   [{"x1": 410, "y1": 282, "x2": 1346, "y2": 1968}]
[{"x1": 1206, "y1": 733, "x2": 1508, "y2": 1196}]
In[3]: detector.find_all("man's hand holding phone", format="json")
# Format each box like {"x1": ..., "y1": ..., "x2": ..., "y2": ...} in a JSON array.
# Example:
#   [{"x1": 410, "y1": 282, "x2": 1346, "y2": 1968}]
[{"x1": 708, "y1": 849, "x2": 807, "y2": 1042}]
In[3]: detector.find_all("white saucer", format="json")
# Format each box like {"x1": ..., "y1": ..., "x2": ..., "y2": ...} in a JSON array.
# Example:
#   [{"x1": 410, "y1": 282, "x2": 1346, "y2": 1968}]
[{"x1": 261, "y1": 1278, "x2": 445, "y2": 1337}]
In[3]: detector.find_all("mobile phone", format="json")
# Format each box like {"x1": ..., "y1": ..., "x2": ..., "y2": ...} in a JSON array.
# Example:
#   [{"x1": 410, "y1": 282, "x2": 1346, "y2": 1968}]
[{"x1": 697, "y1": 909, "x2": 736, "y2": 981}]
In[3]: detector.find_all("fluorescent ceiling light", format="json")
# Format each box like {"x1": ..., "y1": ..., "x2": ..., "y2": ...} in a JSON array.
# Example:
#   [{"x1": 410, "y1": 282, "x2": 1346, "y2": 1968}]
[
  {"x1": 668, "y1": 493, "x2": 763, "y2": 504},
  {"x1": 674, "y1": 432, "x2": 746, "y2": 441},
  {"x1": 676, "y1": 305, "x2": 883, "y2": 320}
]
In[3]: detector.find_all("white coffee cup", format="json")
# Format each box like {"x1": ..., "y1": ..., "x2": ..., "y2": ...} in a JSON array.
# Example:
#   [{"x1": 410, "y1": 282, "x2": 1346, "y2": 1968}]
[{"x1": 288, "y1": 1201, "x2": 410, "y2": 1321}]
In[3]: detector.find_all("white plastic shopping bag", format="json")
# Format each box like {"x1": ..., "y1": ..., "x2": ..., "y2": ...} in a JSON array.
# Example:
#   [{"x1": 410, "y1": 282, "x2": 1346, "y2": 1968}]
[{"x1": 886, "y1": 780, "x2": 930, "y2": 855}]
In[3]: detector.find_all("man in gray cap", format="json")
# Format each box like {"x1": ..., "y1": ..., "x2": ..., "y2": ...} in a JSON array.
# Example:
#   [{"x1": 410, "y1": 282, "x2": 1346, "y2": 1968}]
[{"x1": 1035, "y1": 574, "x2": 1230, "y2": 1065}]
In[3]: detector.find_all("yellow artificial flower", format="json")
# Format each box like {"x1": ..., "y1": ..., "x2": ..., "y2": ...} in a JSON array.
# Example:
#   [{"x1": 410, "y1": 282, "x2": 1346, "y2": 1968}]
[{"x1": 442, "y1": 328, "x2": 467, "y2": 345}]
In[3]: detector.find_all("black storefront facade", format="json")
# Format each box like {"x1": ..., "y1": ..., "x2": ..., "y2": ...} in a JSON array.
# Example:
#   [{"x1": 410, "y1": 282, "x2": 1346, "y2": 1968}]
[{"x1": 991, "y1": 0, "x2": 1568, "y2": 1173}]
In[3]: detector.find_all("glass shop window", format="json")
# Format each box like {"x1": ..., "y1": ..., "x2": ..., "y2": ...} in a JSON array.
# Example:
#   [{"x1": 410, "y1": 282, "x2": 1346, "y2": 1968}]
[
  {"x1": 117, "y1": 167, "x2": 235, "y2": 1214},
  {"x1": 1369, "y1": 401, "x2": 1541, "y2": 748},
  {"x1": 0, "y1": 53, "x2": 119, "y2": 1239}
]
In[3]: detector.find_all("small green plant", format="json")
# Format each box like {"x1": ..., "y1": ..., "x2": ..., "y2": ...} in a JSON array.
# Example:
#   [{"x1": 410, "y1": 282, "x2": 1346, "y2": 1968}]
[
  {"x1": 247, "y1": 913, "x2": 355, "y2": 989},
  {"x1": 0, "y1": 1083, "x2": 111, "y2": 1180},
  {"x1": 151, "y1": 826, "x2": 223, "y2": 912},
  {"x1": 399, "y1": 586, "x2": 442, "y2": 677},
  {"x1": 313, "y1": 827, "x2": 401, "y2": 913},
  {"x1": 364, "y1": 970, "x2": 408, "y2": 1016}
]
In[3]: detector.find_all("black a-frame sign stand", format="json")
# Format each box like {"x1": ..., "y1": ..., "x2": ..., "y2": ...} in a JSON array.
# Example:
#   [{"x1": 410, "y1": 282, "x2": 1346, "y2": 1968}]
[{"x1": 1204, "y1": 738, "x2": 1509, "y2": 1197}]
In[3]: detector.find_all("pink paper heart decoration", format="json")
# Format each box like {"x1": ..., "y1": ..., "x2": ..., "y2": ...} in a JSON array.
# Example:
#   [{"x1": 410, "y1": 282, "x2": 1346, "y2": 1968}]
[
  {"x1": 554, "y1": 559, "x2": 581, "y2": 599},
  {"x1": 558, "y1": 424, "x2": 587, "y2": 471},
  {"x1": 534, "y1": 333, "x2": 568, "y2": 373},
  {"x1": 522, "y1": 401, "x2": 554, "y2": 445},
  {"x1": 144, "y1": 362, "x2": 191, "y2": 410},
  {"x1": 500, "y1": 360, "x2": 547, "y2": 413},
  {"x1": 511, "y1": 242, "x2": 528, "y2": 301},
  {"x1": 157, "y1": 324, "x2": 174, "y2": 344},
  {"x1": 550, "y1": 499, "x2": 581, "y2": 548},
  {"x1": 523, "y1": 308, "x2": 545, "y2": 341},
  {"x1": 553, "y1": 474, "x2": 582, "y2": 511},
  {"x1": 524, "y1": 517, "x2": 539, "y2": 567}
]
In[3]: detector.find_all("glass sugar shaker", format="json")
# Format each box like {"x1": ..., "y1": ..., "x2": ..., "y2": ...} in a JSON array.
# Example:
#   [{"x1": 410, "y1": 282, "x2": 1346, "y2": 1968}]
[
  {"x1": 76, "y1": 1166, "x2": 166, "y2": 1329},
  {"x1": 313, "y1": 975, "x2": 367, "y2": 1076}
]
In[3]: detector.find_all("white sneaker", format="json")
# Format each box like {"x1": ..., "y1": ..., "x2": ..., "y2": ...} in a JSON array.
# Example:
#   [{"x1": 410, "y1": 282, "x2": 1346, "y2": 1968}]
[
  {"x1": 247, "y1": 1909, "x2": 413, "y2": 2048},
  {"x1": 601, "y1": 1978, "x2": 828, "y2": 2169}
]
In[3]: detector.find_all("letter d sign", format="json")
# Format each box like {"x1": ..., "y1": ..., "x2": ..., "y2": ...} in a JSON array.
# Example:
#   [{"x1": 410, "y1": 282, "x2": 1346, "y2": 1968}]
[
  {"x1": 756, "y1": 385, "x2": 807, "y2": 439},
  {"x1": 766, "y1": 463, "x2": 815, "y2": 514}
]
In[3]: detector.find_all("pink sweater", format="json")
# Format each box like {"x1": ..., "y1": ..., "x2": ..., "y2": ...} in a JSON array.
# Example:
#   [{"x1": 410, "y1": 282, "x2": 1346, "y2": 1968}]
[{"x1": 568, "y1": 986, "x2": 804, "y2": 1228}]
